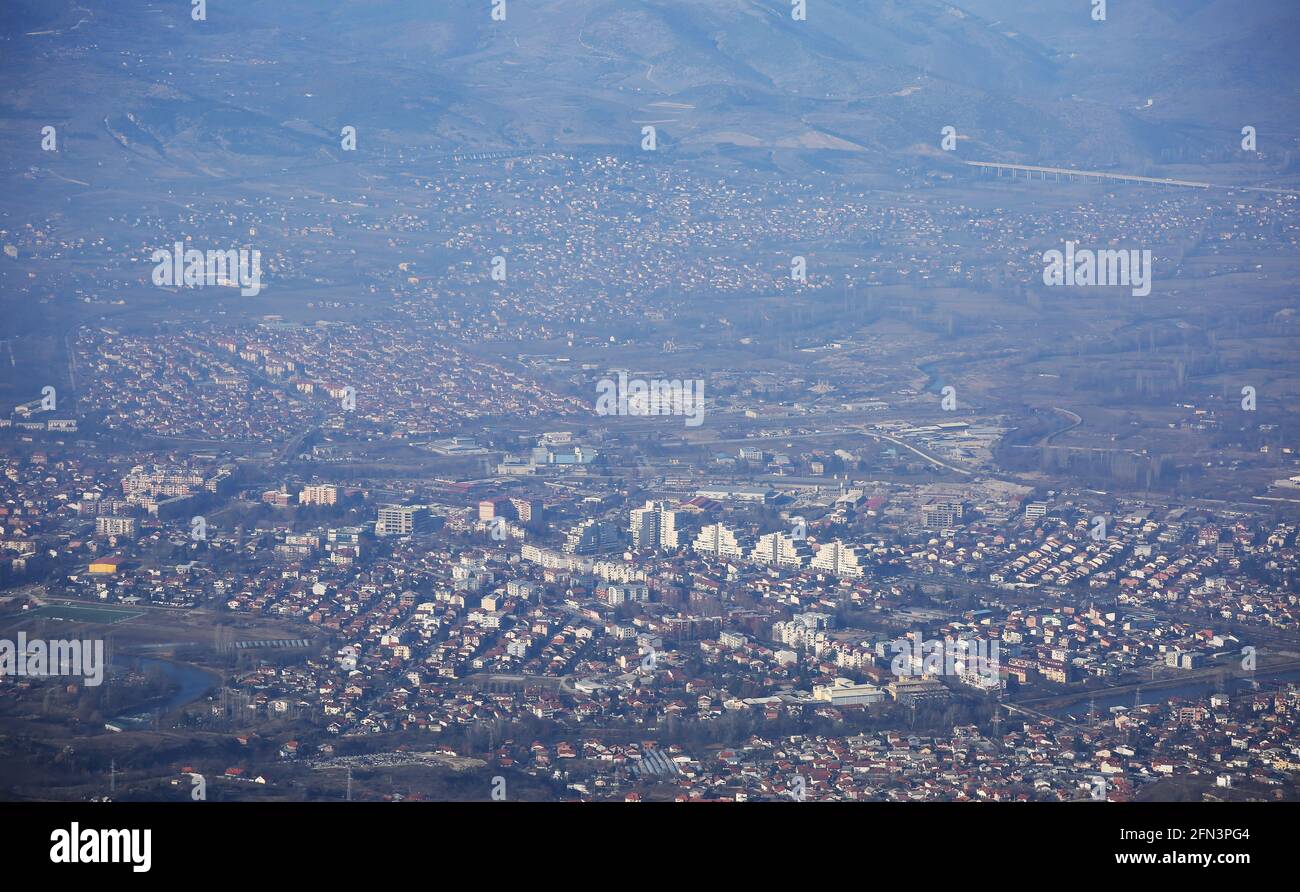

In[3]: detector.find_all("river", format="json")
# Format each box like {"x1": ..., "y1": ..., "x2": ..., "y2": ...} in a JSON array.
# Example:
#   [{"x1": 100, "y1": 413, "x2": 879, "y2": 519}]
[
  {"x1": 105, "y1": 656, "x2": 218, "y2": 728},
  {"x1": 1045, "y1": 668, "x2": 1300, "y2": 720}
]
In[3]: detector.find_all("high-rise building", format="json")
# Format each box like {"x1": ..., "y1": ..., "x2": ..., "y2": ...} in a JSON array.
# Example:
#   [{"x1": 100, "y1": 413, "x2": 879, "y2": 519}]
[
  {"x1": 478, "y1": 498, "x2": 514, "y2": 521},
  {"x1": 299, "y1": 484, "x2": 339, "y2": 507},
  {"x1": 605, "y1": 582, "x2": 650, "y2": 606},
  {"x1": 563, "y1": 519, "x2": 622, "y2": 555},
  {"x1": 509, "y1": 497, "x2": 544, "y2": 526},
  {"x1": 95, "y1": 516, "x2": 137, "y2": 538},
  {"x1": 692, "y1": 522, "x2": 753, "y2": 559},
  {"x1": 630, "y1": 500, "x2": 683, "y2": 551},
  {"x1": 810, "y1": 539, "x2": 869, "y2": 578},
  {"x1": 629, "y1": 502, "x2": 658, "y2": 549},
  {"x1": 773, "y1": 612, "x2": 833, "y2": 652},
  {"x1": 921, "y1": 499, "x2": 964, "y2": 530},
  {"x1": 376, "y1": 504, "x2": 426, "y2": 537},
  {"x1": 750, "y1": 531, "x2": 813, "y2": 569}
]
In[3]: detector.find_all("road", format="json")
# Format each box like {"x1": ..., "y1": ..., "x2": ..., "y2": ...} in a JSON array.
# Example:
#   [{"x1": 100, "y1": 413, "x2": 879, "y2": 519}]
[
  {"x1": 863, "y1": 431, "x2": 974, "y2": 476},
  {"x1": 1041, "y1": 407, "x2": 1082, "y2": 446}
]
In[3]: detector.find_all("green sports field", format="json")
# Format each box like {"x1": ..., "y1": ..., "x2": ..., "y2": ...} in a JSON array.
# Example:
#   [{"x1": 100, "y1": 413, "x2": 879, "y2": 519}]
[{"x1": 23, "y1": 604, "x2": 144, "y2": 625}]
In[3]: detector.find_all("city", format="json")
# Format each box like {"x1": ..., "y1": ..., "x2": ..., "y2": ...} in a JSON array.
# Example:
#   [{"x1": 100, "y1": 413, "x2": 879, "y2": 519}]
[{"x1": 0, "y1": 0, "x2": 1295, "y2": 876}]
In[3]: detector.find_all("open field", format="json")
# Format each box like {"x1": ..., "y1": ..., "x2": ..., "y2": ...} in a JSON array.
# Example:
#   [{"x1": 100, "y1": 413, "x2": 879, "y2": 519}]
[{"x1": 19, "y1": 603, "x2": 144, "y2": 625}]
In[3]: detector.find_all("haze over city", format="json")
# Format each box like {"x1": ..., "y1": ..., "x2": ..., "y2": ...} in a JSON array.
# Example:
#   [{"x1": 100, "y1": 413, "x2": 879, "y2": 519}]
[{"x1": 0, "y1": 2, "x2": 1297, "y2": 871}]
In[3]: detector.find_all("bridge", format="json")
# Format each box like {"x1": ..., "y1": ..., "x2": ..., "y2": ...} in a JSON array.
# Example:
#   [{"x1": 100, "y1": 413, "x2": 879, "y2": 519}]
[
  {"x1": 965, "y1": 160, "x2": 1210, "y2": 189},
  {"x1": 966, "y1": 160, "x2": 1300, "y2": 196}
]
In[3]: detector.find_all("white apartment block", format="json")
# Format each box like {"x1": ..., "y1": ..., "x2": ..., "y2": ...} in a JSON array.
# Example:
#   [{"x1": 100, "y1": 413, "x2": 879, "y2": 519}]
[
  {"x1": 811, "y1": 539, "x2": 869, "y2": 578},
  {"x1": 693, "y1": 522, "x2": 752, "y2": 559},
  {"x1": 750, "y1": 531, "x2": 813, "y2": 569},
  {"x1": 630, "y1": 500, "x2": 682, "y2": 551}
]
